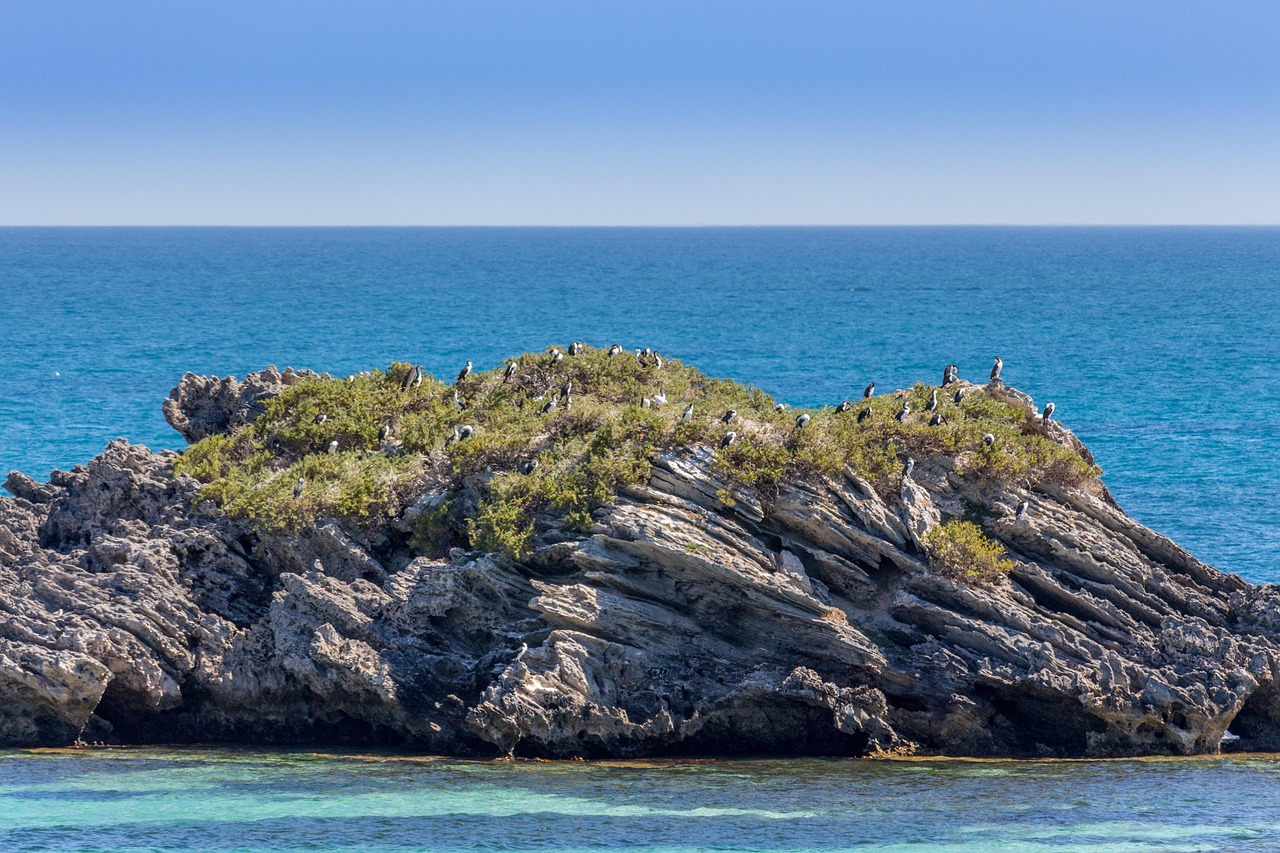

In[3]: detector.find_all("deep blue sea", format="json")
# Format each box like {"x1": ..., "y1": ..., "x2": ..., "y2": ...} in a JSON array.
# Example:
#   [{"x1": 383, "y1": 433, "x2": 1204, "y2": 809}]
[{"x1": 2, "y1": 226, "x2": 1277, "y2": 580}]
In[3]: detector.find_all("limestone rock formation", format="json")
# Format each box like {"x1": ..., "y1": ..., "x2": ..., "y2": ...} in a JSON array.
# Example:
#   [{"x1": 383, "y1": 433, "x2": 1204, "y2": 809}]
[{"x1": 2, "y1": 367, "x2": 1278, "y2": 758}]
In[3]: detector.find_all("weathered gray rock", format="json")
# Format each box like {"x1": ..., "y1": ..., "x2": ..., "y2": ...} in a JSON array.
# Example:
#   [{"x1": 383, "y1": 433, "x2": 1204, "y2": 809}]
[{"x1": 2, "y1": 373, "x2": 1279, "y2": 758}]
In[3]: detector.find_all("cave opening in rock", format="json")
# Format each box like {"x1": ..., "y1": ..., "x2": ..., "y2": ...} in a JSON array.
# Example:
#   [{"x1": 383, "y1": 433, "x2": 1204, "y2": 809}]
[
  {"x1": 1226, "y1": 687, "x2": 1280, "y2": 751},
  {"x1": 973, "y1": 683, "x2": 1108, "y2": 756}
]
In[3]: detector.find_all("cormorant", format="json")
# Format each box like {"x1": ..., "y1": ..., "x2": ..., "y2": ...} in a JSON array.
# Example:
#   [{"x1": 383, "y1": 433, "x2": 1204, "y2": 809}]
[
  {"x1": 896, "y1": 401, "x2": 910, "y2": 422},
  {"x1": 836, "y1": 401, "x2": 852, "y2": 414},
  {"x1": 796, "y1": 413, "x2": 811, "y2": 429},
  {"x1": 504, "y1": 360, "x2": 518, "y2": 382},
  {"x1": 293, "y1": 477, "x2": 305, "y2": 499},
  {"x1": 550, "y1": 348, "x2": 563, "y2": 363},
  {"x1": 515, "y1": 643, "x2": 529, "y2": 662},
  {"x1": 457, "y1": 360, "x2": 473, "y2": 382},
  {"x1": 399, "y1": 365, "x2": 421, "y2": 393},
  {"x1": 563, "y1": 393, "x2": 573, "y2": 410},
  {"x1": 653, "y1": 354, "x2": 663, "y2": 369},
  {"x1": 1043, "y1": 402, "x2": 1055, "y2": 423},
  {"x1": 943, "y1": 364, "x2": 958, "y2": 386},
  {"x1": 313, "y1": 413, "x2": 327, "y2": 425},
  {"x1": 327, "y1": 440, "x2": 339, "y2": 455},
  {"x1": 903, "y1": 457, "x2": 915, "y2": 479},
  {"x1": 990, "y1": 356, "x2": 1003, "y2": 382},
  {"x1": 519, "y1": 459, "x2": 540, "y2": 475},
  {"x1": 378, "y1": 424, "x2": 391, "y2": 442},
  {"x1": 722, "y1": 410, "x2": 737, "y2": 424},
  {"x1": 683, "y1": 402, "x2": 695, "y2": 422},
  {"x1": 981, "y1": 433, "x2": 995, "y2": 447},
  {"x1": 542, "y1": 395, "x2": 558, "y2": 414},
  {"x1": 453, "y1": 389, "x2": 465, "y2": 411},
  {"x1": 458, "y1": 425, "x2": 474, "y2": 440},
  {"x1": 857, "y1": 407, "x2": 871, "y2": 423},
  {"x1": 641, "y1": 397, "x2": 652, "y2": 408},
  {"x1": 609, "y1": 344, "x2": 623, "y2": 356},
  {"x1": 654, "y1": 387, "x2": 668, "y2": 406},
  {"x1": 1016, "y1": 500, "x2": 1029, "y2": 519},
  {"x1": 562, "y1": 379, "x2": 573, "y2": 398},
  {"x1": 721, "y1": 431, "x2": 737, "y2": 449},
  {"x1": 926, "y1": 389, "x2": 938, "y2": 411},
  {"x1": 569, "y1": 341, "x2": 582, "y2": 356},
  {"x1": 863, "y1": 381, "x2": 875, "y2": 399},
  {"x1": 954, "y1": 388, "x2": 966, "y2": 405},
  {"x1": 928, "y1": 413, "x2": 945, "y2": 427},
  {"x1": 774, "y1": 403, "x2": 788, "y2": 413}
]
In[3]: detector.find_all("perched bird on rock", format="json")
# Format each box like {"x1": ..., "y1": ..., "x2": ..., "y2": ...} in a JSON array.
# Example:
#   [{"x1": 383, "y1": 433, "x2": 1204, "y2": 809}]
[
  {"x1": 721, "y1": 431, "x2": 737, "y2": 449},
  {"x1": 990, "y1": 356, "x2": 1003, "y2": 382},
  {"x1": 943, "y1": 364, "x2": 958, "y2": 386},
  {"x1": 903, "y1": 457, "x2": 915, "y2": 479},
  {"x1": 457, "y1": 360, "x2": 473, "y2": 382},
  {"x1": 1043, "y1": 402, "x2": 1056, "y2": 423},
  {"x1": 1016, "y1": 500, "x2": 1029, "y2": 519}
]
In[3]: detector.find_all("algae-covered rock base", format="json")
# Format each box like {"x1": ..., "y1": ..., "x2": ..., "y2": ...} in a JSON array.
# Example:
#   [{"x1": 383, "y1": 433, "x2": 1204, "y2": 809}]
[{"x1": 2, "y1": 344, "x2": 1276, "y2": 758}]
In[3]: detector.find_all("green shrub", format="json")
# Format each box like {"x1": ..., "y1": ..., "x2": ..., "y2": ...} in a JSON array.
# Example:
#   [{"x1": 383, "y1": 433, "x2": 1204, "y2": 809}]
[{"x1": 922, "y1": 520, "x2": 1014, "y2": 582}]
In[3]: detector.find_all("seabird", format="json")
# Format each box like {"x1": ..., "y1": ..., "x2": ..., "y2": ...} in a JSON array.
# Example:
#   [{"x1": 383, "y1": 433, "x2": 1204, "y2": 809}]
[
  {"x1": 458, "y1": 425, "x2": 474, "y2": 440},
  {"x1": 836, "y1": 401, "x2": 852, "y2": 414},
  {"x1": 313, "y1": 413, "x2": 327, "y2": 425},
  {"x1": 654, "y1": 387, "x2": 668, "y2": 406},
  {"x1": 721, "y1": 431, "x2": 737, "y2": 449},
  {"x1": 609, "y1": 344, "x2": 623, "y2": 357},
  {"x1": 457, "y1": 360, "x2": 473, "y2": 382},
  {"x1": 896, "y1": 401, "x2": 911, "y2": 422},
  {"x1": 683, "y1": 403, "x2": 695, "y2": 422},
  {"x1": 903, "y1": 457, "x2": 915, "y2": 479},
  {"x1": 981, "y1": 433, "x2": 995, "y2": 447},
  {"x1": 796, "y1": 413, "x2": 811, "y2": 429},
  {"x1": 519, "y1": 459, "x2": 540, "y2": 475},
  {"x1": 642, "y1": 347, "x2": 653, "y2": 358},
  {"x1": 562, "y1": 379, "x2": 573, "y2": 398},
  {"x1": 635, "y1": 349, "x2": 646, "y2": 367},
  {"x1": 569, "y1": 341, "x2": 582, "y2": 356},
  {"x1": 453, "y1": 389, "x2": 465, "y2": 411},
  {"x1": 515, "y1": 642, "x2": 529, "y2": 662},
  {"x1": 378, "y1": 424, "x2": 391, "y2": 443},
  {"x1": 563, "y1": 393, "x2": 573, "y2": 410},
  {"x1": 327, "y1": 440, "x2": 339, "y2": 455},
  {"x1": 293, "y1": 477, "x2": 305, "y2": 499},
  {"x1": 722, "y1": 409, "x2": 737, "y2": 424},
  {"x1": 641, "y1": 397, "x2": 652, "y2": 408},
  {"x1": 504, "y1": 360, "x2": 518, "y2": 382},
  {"x1": 943, "y1": 364, "x2": 958, "y2": 386},
  {"x1": 774, "y1": 403, "x2": 788, "y2": 413},
  {"x1": 541, "y1": 395, "x2": 559, "y2": 414},
  {"x1": 990, "y1": 356, "x2": 1003, "y2": 382},
  {"x1": 928, "y1": 413, "x2": 945, "y2": 427},
  {"x1": 653, "y1": 354, "x2": 663, "y2": 369},
  {"x1": 400, "y1": 365, "x2": 421, "y2": 393},
  {"x1": 926, "y1": 389, "x2": 938, "y2": 411},
  {"x1": 551, "y1": 348, "x2": 564, "y2": 363},
  {"x1": 857, "y1": 407, "x2": 871, "y2": 423},
  {"x1": 1043, "y1": 402, "x2": 1056, "y2": 423},
  {"x1": 1016, "y1": 500, "x2": 1029, "y2": 519},
  {"x1": 954, "y1": 388, "x2": 966, "y2": 405},
  {"x1": 863, "y1": 382, "x2": 875, "y2": 399}
]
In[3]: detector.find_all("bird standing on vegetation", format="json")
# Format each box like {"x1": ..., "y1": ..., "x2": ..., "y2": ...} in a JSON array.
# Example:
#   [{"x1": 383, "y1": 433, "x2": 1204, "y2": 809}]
[
  {"x1": 774, "y1": 403, "x2": 788, "y2": 413},
  {"x1": 609, "y1": 344, "x2": 623, "y2": 356},
  {"x1": 926, "y1": 389, "x2": 938, "y2": 411},
  {"x1": 378, "y1": 424, "x2": 391, "y2": 443},
  {"x1": 836, "y1": 401, "x2": 852, "y2": 414},
  {"x1": 654, "y1": 387, "x2": 668, "y2": 406},
  {"x1": 929, "y1": 413, "x2": 945, "y2": 427},
  {"x1": 864, "y1": 382, "x2": 875, "y2": 399},
  {"x1": 857, "y1": 407, "x2": 871, "y2": 423},
  {"x1": 652, "y1": 354, "x2": 663, "y2": 369},
  {"x1": 683, "y1": 403, "x2": 695, "y2": 423},
  {"x1": 561, "y1": 379, "x2": 573, "y2": 398},
  {"x1": 541, "y1": 395, "x2": 559, "y2": 414},
  {"x1": 981, "y1": 433, "x2": 996, "y2": 447},
  {"x1": 519, "y1": 459, "x2": 540, "y2": 474},
  {"x1": 457, "y1": 360, "x2": 473, "y2": 382},
  {"x1": 327, "y1": 440, "x2": 339, "y2": 455},
  {"x1": 990, "y1": 357, "x2": 1003, "y2": 382},
  {"x1": 569, "y1": 341, "x2": 582, "y2": 356},
  {"x1": 399, "y1": 365, "x2": 422, "y2": 393},
  {"x1": 453, "y1": 389, "x2": 465, "y2": 411},
  {"x1": 796, "y1": 413, "x2": 811, "y2": 429},
  {"x1": 896, "y1": 401, "x2": 911, "y2": 422},
  {"x1": 551, "y1": 348, "x2": 564, "y2": 364},
  {"x1": 722, "y1": 410, "x2": 738, "y2": 424},
  {"x1": 504, "y1": 360, "x2": 518, "y2": 382},
  {"x1": 293, "y1": 477, "x2": 305, "y2": 499},
  {"x1": 954, "y1": 388, "x2": 966, "y2": 405},
  {"x1": 641, "y1": 397, "x2": 652, "y2": 408},
  {"x1": 721, "y1": 431, "x2": 737, "y2": 449},
  {"x1": 313, "y1": 413, "x2": 327, "y2": 425},
  {"x1": 943, "y1": 364, "x2": 958, "y2": 386},
  {"x1": 1043, "y1": 402, "x2": 1056, "y2": 423}
]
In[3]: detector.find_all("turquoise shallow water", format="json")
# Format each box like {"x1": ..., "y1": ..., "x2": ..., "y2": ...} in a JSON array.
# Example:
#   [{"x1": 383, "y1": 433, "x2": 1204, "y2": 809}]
[
  {"x1": 2, "y1": 748, "x2": 1278, "y2": 852},
  {"x1": 1, "y1": 227, "x2": 1278, "y2": 581}
]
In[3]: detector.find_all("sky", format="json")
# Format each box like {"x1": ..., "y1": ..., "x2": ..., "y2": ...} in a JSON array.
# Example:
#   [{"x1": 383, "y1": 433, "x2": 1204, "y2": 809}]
[{"x1": 1, "y1": 1, "x2": 1277, "y2": 225}]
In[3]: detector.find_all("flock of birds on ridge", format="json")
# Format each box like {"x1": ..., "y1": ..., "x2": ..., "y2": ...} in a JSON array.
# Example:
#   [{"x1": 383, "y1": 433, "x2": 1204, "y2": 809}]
[{"x1": 293, "y1": 345, "x2": 1056, "y2": 516}]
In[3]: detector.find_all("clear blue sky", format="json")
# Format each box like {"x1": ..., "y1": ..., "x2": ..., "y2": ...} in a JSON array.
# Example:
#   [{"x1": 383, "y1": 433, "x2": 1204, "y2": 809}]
[{"x1": 1, "y1": 1, "x2": 1276, "y2": 224}]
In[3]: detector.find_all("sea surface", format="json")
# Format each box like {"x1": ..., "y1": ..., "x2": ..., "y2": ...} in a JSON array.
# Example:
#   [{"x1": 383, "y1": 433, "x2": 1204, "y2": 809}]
[
  {"x1": 2, "y1": 226, "x2": 1278, "y2": 581},
  {"x1": 3, "y1": 748, "x2": 1279, "y2": 852}
]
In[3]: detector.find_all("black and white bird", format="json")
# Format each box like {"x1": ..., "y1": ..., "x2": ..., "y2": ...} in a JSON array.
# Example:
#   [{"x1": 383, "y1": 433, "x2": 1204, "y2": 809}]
[
  {"x1": 863, "y1": 381, "x2": 875, "y2": 399},
  {"x1": 896, "y1": 401, "x2": 911, "y2": 422},
  {"x1": 954, "y1": 388, "x2": 966, "y2": 405},
  {"x1": 563, "y1": 393, "x2": 573, "y2": 410},
  {"x1": 774, "y1": 403, "x2": 788, "y2": 413},
  {"x1": 721, "y1": 431, "x2": 737, "y2": 449},
  {"x1": 652, "y1": 354, "x2": 663, "y2": 369},
  {"x1": 609, "y1": 344, "x2": 623, "y2": 356},
  {"x1": 519, "y1": 459, "x2": 540, "y2": 475},
  {"x1": 541, "y1": 395, "x2": 559, "y2": 414},
  {"x1": 400, "y1": 364, "x2": 422, "y2": 393},
  {"x1": 569, "y1": 341, "x2": 582, "y2": 356},
  {"x1": 293, "y1": 477, "x2": 305, "y2": 499},
  {"x1": 926, "y1": 389, "x2": 938, "y2": 411},
  {"x1": 453, "y1": 389, "x2": 465, "y2": 411},
  {"x1": 313, "y1": 413, "x2": 327, "y2": 425},
  {"x1": 504, "y1": 360, "x2": 518, "y2": 382},
  {"x1": 327, "y1": 440, "x2": 339, "y2": 455},
  {"x1": 458, "y1": 425, "x2": 474, "y2": 440},
  {"x1": 929, "y1": 413, "x2": 945, "y2": 427},
  {"x1": 654, "y1": 387, "x2": 668, "y2": 406},
  {"x1": 515, "y1": 643, "x2": 529, "y2": 663},
  {"x1": 561, "y1": 379, "x2": 573, "y2": 398},
  {"x1": 1042, "y1": 402, "x2": 1056, "y2": 423},
  {"x1": 990, "y1": 356, "x2": 1003, "y2": 382},
  {"x1": 857, "y1": 407, "x2": 871, "y2": 423},
  {"x1": 683, "y1": 402, "x2": 695, "y2": 422},
  {"x1": 796, "y1": 413, "x2": 811, "y2": 429},
  {"x1": 722, "y1": 409, "x2": 738, "y2": 424},
  {"x1": 943, "y1": 364, "x2": 958, "y2": 386},
  {"x1": 981, "y1": 433, "x2": 995, "y2": 447},
  {"x1": 1016, "y1": 500, "x2": 1029, "y2": 519},
  {"x1": 836, "y1": 400, "x2": 852, "y2": 414},
  {"x1": 378, "y1": 424, "x2": 391, "y2": 443},
  {"x1": 641, "y1": 397, "x2": 652, "y2": 408},
  {"x1": 903, "y1": 457, "x2": 915, "y2": 479},
  {"x1": 457, "y1": 360, "x2": 473, "y2": 382},
  {"x1": 551, "y1": 348, "x2": 564, "y2": 363}
]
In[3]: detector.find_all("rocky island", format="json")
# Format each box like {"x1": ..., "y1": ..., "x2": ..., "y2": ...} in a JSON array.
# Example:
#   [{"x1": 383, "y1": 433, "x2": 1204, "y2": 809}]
[{"x1": 2, "y1": 345, "x2": 1276, "y2": 758}]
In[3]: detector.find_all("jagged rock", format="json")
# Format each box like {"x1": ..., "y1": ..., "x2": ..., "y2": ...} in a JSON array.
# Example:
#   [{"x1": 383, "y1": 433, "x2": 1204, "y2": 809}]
[{"x1": 0, "y1": 369, "x2": 1278, "y2": 759}]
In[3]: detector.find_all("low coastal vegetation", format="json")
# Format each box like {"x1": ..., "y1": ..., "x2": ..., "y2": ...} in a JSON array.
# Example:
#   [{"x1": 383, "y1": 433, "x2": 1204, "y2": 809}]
[
  {"x1": 923, "y1": 520, "x2": 1016, "y2": 582},
  {"x1": 173, "y1": 344, "x2": 1098, "y2": 559}
]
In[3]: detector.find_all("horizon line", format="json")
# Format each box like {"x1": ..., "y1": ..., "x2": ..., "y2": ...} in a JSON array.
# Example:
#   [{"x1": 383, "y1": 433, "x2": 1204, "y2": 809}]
[{"x1": 2, "y1": 223, "x2": 1278, "y2": 229}]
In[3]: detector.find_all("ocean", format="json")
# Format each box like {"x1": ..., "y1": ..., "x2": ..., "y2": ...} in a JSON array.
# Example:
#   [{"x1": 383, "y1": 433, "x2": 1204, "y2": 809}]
[
  {"x1": 2, "y1": 226, "x2": 1277, "y2": 581},
  {"x1": 2, "y1": 748, "x2": 1278, "y2": 852},
  {"x1": 3, "y1": 228, "x2": 1280, "y2": 850}
]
